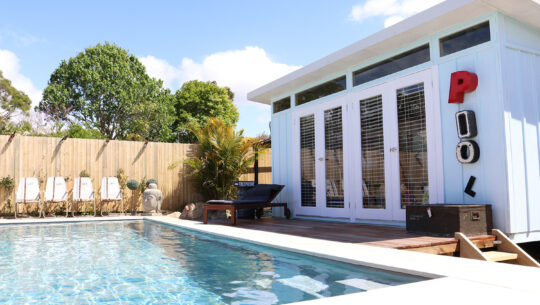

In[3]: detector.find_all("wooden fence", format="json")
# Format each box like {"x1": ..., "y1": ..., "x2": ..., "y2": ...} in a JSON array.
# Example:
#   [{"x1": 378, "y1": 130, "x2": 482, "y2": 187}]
[
  {"x1": 0, "y1": 135, "x2": 272, "y2": 215},
  {"x1": 239, "y1": 148, "x2": 272, "y2": 184}
]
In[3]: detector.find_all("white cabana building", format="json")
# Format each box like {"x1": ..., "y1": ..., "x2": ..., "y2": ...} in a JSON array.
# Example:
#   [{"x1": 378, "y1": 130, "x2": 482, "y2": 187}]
[{"x1": 248, "y1": 0, "x2": 540, "y2": 242}]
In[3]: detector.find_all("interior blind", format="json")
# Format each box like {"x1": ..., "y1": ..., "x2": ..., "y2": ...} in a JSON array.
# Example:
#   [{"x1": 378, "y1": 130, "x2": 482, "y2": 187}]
[
  {"x1": 360, "y1": 95, "x2": 386, "y2": 209},
  {"x1": 300, "y1": 115, "x2": 316, "y2": 207},
  {"x1": 324, "y1": 107, "x2": 344, "y2": 208},
  {"x1": 397, "y1": 83, "x2": 429, "y2": 208}
]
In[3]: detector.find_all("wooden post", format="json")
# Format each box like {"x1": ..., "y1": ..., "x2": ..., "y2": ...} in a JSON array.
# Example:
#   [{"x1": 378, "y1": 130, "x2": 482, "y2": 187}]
[{"x1": 254, "y1": 146, "x2": 259, "y2": 185}]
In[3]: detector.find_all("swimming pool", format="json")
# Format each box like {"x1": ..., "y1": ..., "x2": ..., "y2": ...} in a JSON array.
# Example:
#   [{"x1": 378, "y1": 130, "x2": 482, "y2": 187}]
[{"x1": 0, "y1": 220, "x2": 424, "y2": 304}]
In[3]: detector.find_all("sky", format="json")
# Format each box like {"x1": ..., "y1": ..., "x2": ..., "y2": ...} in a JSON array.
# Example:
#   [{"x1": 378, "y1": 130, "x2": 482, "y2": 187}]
[{"x1": 0, "y1": 0, "x2": 443, "y2": 137}]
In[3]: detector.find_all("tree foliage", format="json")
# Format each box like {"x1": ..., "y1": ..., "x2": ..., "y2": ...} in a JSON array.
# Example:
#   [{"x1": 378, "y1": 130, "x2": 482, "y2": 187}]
[
  {"x1": 39, "y1": 42, "x2": 174, "y2": 141},
  {"x1": 174, "y1": 80, "x2": 238, "y2": 143},
  {"x1": 64, "y1": 124, "x2": 104, "y2": 139},
  {"x1": 47, "y1": 123, "x2": 104, "y2": 139},
  {"x1": 185, "y1": 117, "x2": 255, "y2": 200},
  {"x1": 0, "y1": 70, "x2": 32, "y2": 133}
]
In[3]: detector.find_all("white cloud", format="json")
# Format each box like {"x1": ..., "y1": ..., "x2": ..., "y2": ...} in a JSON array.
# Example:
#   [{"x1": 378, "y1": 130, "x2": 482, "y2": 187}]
[
  {"x1": 139, "y1": 55, "x2": 182, "y2": 88},
  {"x1": 349, "y1": 0, "x2": 444, "y2": 27},
  {"x1": 0, "y1": 49, "x2": 43, "y2": 109},
  {"x1": 140, "y1": 46, "x2": 301, "y2": 136},
  {"x1": 0, "y1": 28, "x2": 41, "y2": 47},
  {"x1": 140, "y1": 46, "x2": 300, "y2": 105}
]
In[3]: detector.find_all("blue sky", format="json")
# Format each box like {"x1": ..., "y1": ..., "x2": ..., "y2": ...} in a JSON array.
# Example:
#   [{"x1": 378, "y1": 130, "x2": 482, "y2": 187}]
[{"x1": 0, "y1": 0, "x2": 442, "y2": 136}]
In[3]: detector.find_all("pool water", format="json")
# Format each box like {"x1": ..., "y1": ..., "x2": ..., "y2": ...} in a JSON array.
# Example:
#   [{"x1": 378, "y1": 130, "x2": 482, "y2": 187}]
[{"x1": 0, "y1": 221, "x2": 424, "y2": 304}]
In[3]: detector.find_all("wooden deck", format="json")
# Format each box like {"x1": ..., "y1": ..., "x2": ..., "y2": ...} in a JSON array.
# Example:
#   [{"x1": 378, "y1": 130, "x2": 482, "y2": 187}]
[{"x1": 206, "y1": 217, "x2": 495, "y2": 255}]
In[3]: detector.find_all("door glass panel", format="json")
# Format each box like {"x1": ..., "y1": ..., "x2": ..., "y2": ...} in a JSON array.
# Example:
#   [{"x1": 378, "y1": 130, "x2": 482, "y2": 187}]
[
  {"x1": 300, "y1": 115, "x2": 316, "y2": 207},
  {"x1": 360, "y1": 95, "x2": 386, "y2": 209},
  {"x1": 324, "y1": 107, "x2": 344, "y2": 208},
  {"x1": 397, "y1": 83, "x2": 429, "y2": 208}
]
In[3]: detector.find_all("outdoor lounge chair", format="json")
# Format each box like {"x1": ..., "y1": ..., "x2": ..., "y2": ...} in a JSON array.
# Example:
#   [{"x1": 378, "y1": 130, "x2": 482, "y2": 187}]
[
  {"x1": 203, "y1": 184, "x2": 290, "y2": 225},
  {"x1": 44, "y1": 176, "x2": 69, "y2": 217},
  {"x1": 100, "y1": 177, "x2": 123, "y2": 216},
  {"x1": 72, "y1": 177, "x2": 96, "y2": 216},
  {"x1": 15, "y1": 177, "x2": 41, "y2": 218}
]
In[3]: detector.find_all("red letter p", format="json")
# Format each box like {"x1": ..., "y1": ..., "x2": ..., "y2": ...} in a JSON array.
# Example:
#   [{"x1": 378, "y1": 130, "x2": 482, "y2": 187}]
[{"x1": 448, "y1": 71, "x2": 478, "y2": 104}]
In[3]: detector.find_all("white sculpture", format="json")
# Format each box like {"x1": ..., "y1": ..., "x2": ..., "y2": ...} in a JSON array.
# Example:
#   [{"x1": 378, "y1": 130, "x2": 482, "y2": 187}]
[{"x1": 143, "y1": 183, "x2": 162, "y2": 213}]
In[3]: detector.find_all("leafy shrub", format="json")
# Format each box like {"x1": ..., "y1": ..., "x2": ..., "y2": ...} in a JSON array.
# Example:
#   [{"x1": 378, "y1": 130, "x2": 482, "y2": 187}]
[
  {"x1": 146, "y1": 178, "x2": 157, "y2": 187},
  {"x1": 185, "y1": 117, "x2": 256, "y2": 200},
  {"x1": 116, "y1": 168, "x2": 128, "y2": 192},
  {"x1": 127, "y1": 179, "x2": 139, "y2": 191},
  {"x1": 0, "y1": 176, "x2": 15, "y2": 192}
]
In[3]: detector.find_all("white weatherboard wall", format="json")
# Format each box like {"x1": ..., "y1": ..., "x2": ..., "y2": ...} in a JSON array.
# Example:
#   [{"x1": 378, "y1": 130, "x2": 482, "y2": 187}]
[
  {"x1": 499, "y1": 15, "x2": 540, "y2": 242},
  {"x1": 269, "y1": 11, "x2": 540, "y2": 242},
  {"x1": 437, "y1": 15, "x2": 509, "y2": 233},
  {"x1": 271, "y1": 110, "x2": 294, "y2": 213}
]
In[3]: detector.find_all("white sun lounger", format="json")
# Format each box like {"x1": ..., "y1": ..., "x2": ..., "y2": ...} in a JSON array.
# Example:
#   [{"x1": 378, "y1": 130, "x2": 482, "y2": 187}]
[
  {"x1": 72, "y1": 177, "x2": 96, "y2": 216},
  {"x1": 100, "y1": 177, "x2": 123, "y2": 216},
  {"x1": 44, "y1": 176, "x2": 69, "y2": 217},
  {"x1": 15, "y1": 177, "x2": 41, "y2": 218}
]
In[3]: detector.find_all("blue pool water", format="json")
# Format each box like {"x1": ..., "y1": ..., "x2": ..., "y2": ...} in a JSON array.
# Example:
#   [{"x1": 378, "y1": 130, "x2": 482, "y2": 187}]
[{"x1": 0, "y1": 221, "x2": 424, "y2": 304}]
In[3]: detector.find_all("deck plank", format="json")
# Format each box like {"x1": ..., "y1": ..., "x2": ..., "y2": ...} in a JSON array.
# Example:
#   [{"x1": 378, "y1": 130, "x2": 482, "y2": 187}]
[{"x1": 207, "y1": 217, "x2": 494, "y2": 255}]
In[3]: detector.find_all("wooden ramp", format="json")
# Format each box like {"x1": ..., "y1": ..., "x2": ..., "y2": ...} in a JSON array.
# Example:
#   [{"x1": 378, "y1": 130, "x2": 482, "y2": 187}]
[{"x1": 455, "y1": 229, "x2": 540, "y2": 267}]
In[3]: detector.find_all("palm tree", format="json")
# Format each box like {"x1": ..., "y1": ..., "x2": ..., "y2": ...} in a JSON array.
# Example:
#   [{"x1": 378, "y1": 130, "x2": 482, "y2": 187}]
[{"x1": 186, "y1": 118, "x2": 257, "y2": 200}]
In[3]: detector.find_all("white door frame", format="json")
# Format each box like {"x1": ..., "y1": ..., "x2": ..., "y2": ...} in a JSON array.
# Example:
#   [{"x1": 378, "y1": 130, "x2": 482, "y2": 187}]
[
  {"x1": 292, "y1": 95, "x2": 351, "y2": 218},
  {"x1": 348, "y1": 82, "x2": 397, "y2": 220},
  {"x1": 349, "y1": 68, "x2": 444, "y2": 221},
  {"x1": 388, "y1": 68, "x2": 443, "y2": 220},
  {"x1": 291, "y1": 67, "x2": 444, "y2": 221}
]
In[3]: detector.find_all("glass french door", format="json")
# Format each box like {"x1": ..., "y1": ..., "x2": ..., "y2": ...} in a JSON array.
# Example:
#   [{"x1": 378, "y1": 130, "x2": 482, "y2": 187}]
[
  {"x1": 293, "y1": 69, "x2": 440, "y2": 221},
  {"x1": 350, "y1": 69, "x2": 437, "y2": 221},
  {"x1": 293, "y1": 97, "x2": 350, "y2": 218}
]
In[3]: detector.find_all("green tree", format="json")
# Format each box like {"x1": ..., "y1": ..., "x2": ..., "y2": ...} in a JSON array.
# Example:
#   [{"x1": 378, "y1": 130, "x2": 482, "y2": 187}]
[
  {"x1": 39, "y1": 42, "x2": 174, "y2": 141},
  {"x1": 9, "y1": 121, "x2": 33, "y2": 134},
  {"x1": 0, "y1": 70, "x2": 32, "y2": 133},
  {"x1": 174, "y1": 80, "x2": 239, "y2": 143},
  {"x1": 185, "y1": 117, "x2": 255, "y2": 200},
  {"x1": 64, "y1": 124, "x2": 104, "y2": 139}
]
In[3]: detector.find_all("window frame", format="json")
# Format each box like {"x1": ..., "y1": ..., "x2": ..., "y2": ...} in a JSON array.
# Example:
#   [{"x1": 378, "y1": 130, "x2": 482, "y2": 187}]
[
  {"x1": 273, "y1": 97, "x2": 291, "y2": 114},
  {"x1": 439, "y1": 21, "x2": 491, "y2": 57},
  {"x1": 295, "y1": 75, "x2": 347, "y2": 106},
  {"x1": 352, "y1": 44, "x2": 430, "y2": 87}
]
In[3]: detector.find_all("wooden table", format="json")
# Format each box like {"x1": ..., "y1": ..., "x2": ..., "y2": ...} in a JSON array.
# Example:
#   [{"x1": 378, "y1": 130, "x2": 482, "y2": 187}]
[{"x1": 203, "y1": 202, "x2": 290, "y2": 225}]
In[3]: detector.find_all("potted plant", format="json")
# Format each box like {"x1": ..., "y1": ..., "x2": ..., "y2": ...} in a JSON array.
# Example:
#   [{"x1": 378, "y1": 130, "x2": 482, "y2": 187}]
[
  {"x1": 146, "y1": 178, "x2": 157, "y2": 187},
  {"x1": 0, "y1": 176, "x2": 15, "y2": 216},
  {"x1": 116, "y1": 168, "x2": 128, "y2": 213},
  {"x1": 127, "y1": 179, "x2": 139, "y2": 215}
]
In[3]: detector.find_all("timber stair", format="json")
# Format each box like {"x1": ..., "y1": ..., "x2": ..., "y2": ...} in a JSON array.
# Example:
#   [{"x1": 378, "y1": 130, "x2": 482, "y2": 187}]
[{"x1": 455, "y1": 229, "x2": 540, "y2": 267}]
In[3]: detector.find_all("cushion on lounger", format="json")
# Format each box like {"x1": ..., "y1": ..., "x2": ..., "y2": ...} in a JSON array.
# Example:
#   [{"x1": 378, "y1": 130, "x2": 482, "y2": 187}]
[
  {"x1": 205, "y1": 184, "x2": 284, "y2": 205},
  {"x1": 206, "y1": 200, "x2": 235, "y2": 204},
  {"x1": 240, "y1": 188, "x2": 272, "y2": 202},
  {"x1": 206, "y1": 199, "x2": 267, "y2": 205},
  {"x1": 240, "y1": 184, "x2": 283, "y2": 201}
]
